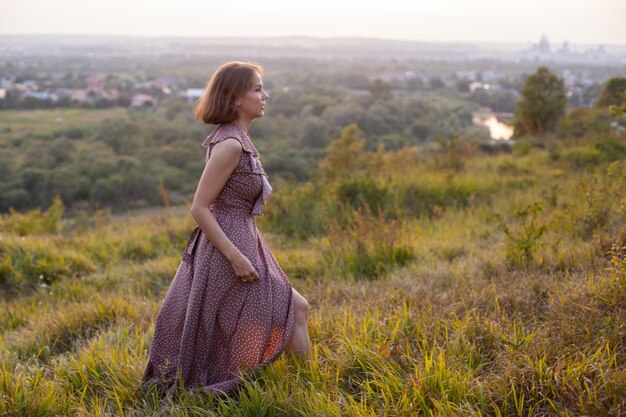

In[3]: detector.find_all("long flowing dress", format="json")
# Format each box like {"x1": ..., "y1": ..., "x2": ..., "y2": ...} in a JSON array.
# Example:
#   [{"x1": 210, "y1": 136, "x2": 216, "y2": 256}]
[{"x1": 141, "y1": 121, "x2": 295, "y2": 394}]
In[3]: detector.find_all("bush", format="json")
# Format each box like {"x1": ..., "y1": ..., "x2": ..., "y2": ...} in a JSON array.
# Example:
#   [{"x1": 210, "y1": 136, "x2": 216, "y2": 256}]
[
  {"x1": 322, "y1": 208, "x2": 415, "y2": 280},
  {"x1": 264, "y1": 182, "x2": 331, "y2": 239},
  {"x1": 512, "y1": 141, "x2": 532, "y2": 157},
  {"x1": 496, "y1": 202, "x2": 547, "y2": 267},
  {"x1": 595, "y1": 139, "x2": 626, "y2": 161},
  {"x1": 565, "y1": 165, "x2": 624, "y2": 239},
  {"x1": 0, "y1": 235, "x2": 94, "y2": 290},
  {"x1": 595, "y1": 76, "x2": 626, "y2": 107},
  {"x1": 401, "y1": 181, "x2": 479, "y2": 217},
  {"x1": 336, "y1": 177, "x2": 390, "y2": 213},
  {"x1": 558, "y1": 107, "x2": 612, "y2": 138},
  {"x1": 563, "y1": 147, "x2": 602, "y2": 168},
  {"x1": 0, "y1": 196, "x2": 64, "y2": 236},
  {"x1": 562, "y1": 140, "x2": 626, "y2": 169}
]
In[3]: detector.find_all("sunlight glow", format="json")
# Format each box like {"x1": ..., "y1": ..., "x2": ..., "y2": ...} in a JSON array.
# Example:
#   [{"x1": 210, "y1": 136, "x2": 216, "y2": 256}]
[{"x1": 485, "y1": 116, "x2": 514, "y2": 140}]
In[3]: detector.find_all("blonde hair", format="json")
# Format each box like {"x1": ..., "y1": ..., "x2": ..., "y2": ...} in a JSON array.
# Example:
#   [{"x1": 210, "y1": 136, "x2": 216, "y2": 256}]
[{"x1": 194, "y1": 61, "x2": 264, "y2": 125}]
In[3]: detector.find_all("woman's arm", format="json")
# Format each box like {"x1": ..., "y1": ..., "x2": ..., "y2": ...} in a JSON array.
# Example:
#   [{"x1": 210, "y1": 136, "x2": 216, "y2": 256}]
[{"x1": 190, "y1": 138, "x2": 259, "y2": 283}]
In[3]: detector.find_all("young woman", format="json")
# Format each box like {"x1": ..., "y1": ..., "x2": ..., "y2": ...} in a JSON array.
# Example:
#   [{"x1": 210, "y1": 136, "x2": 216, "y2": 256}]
[{"x1": 141, "y1": 61, "x2": 311, "y2": 394}]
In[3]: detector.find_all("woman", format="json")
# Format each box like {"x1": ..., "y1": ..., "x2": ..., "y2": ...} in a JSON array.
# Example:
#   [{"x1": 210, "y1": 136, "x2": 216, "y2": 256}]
[{"x1": 141, "y1": 61, "x2": 311, "y2": 394}]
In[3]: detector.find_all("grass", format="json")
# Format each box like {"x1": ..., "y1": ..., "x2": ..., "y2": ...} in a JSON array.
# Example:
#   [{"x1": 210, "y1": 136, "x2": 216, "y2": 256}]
[
  {"x1": 0, "y1": 108, "x2": 129, "y2": 137},
  {"x1": 1, "y1": 131, "x2": 626, "y2": 415}
]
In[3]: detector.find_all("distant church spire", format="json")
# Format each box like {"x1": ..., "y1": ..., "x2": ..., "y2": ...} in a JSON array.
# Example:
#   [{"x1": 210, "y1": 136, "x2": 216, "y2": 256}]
[{"x1": 538, "y1": 34, "x2": 551, "y2": 54}]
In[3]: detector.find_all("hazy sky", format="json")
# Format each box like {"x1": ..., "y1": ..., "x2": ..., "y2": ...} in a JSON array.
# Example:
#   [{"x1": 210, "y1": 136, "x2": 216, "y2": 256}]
[{"x1": 1, "y1": 0, "x2": 625, "y2": 45}]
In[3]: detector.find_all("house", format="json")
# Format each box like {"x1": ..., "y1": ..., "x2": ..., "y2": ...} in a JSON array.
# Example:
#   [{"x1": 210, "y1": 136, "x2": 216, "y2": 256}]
[
  {"x1": 69, "y1": 89, "x2": 90, "y2": 103},
  {"x1": 481, "y1": 71, "x2": 505, "y2": 83},
  {"x1": 66, "y1": 88, "x2": 119, "y2": 104},
  {"x1": 85, "y1": 75, "x2": 106, "y2": 89},
  {"x1": 24, "y1": 91, "x2": 59, "y2": 102},
  {"x1": 469, "y1": 81, "x2": 486, "y2": 93},
  {"x1": 186, "y1": 88, "x2": 204, "y2": 102},
  {"x1": 375, "y1": 71, "x2": 417, "y2": 82},
  {"x1": 130, "y1": 93, "x2": 157, "y2": 109},
  {"x1": 455, "y1": 71, "x2": 477, "y2": 81},
  {"x1": 0, "y1": 76, "x2": 15, "y2": 89},
  {"x1": 22, "y1": 80, "x2": 38, "y2": 89}
]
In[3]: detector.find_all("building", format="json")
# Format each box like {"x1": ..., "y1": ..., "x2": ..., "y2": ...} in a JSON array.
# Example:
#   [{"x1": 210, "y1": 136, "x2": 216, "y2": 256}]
[
  {"x1": 130, "y1": 93, "x2": 157, "y2": 109},
  {"x1": 186, "y1": 88, "x2": 204, "y2": 102}
]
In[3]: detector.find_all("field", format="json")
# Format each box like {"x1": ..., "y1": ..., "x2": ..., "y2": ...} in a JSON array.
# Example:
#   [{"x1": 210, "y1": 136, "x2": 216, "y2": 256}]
[
  {"x1": 1, "y1": 121, "x2": 626, "y2": 416},
  {"x1": 0, "y1": 108, "x2": 129, "y2": 137}
]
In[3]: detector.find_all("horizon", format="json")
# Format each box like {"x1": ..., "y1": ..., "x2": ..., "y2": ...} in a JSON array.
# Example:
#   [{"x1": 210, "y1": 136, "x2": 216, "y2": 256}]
[
  {"x1": 1, "y1": 33, "x2": 624, "y2": 48},
  {"x1": 1, "y1": 0, "x2": 625, "y2": 46}
]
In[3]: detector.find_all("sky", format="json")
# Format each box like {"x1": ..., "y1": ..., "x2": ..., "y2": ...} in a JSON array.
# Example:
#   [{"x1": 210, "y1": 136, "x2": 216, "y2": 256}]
[{"x1": 1, "y1": 0, "x2": 625, "y2": 45}]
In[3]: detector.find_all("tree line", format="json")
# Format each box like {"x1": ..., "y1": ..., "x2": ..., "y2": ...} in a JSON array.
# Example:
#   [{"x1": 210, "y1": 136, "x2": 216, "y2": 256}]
[{"x1": 0, "y1": 62, "x2": 623, "y2": 214}]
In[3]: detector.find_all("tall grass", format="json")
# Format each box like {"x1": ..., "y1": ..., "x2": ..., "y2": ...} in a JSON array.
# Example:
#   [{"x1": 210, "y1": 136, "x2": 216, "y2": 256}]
[
  {"x1": 321, "y1": 208, "x2": 415, "y2": 280},
  {"x1": 1, "y1": 130, "x2": 626, "y2": 415}
]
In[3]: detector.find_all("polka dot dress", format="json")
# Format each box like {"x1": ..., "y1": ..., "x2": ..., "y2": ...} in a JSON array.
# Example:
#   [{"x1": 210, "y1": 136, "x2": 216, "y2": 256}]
[{"x1": 141, "y1": 122, "x2": 295, "y2": 394}]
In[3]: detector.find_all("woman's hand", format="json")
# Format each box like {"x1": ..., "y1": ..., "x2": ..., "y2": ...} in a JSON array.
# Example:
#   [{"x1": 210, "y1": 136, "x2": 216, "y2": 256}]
[{"x1": 229, "y1": 253, "x2": 260, "y2": 283}]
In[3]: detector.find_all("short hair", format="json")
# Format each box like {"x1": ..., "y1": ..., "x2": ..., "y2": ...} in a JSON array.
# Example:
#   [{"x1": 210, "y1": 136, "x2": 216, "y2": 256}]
[{"x1": 194, "y1": 61, "x2": 264, "y2": 125}]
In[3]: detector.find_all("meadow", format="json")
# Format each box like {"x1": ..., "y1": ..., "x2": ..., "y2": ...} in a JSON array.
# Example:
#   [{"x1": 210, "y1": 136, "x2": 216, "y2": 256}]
[
  {"x1": 0, "y1": 108, "x2": 130, "y2": 137},
  {"x1": 1, "y1": 120, "x2": 626, "y2": 416}
]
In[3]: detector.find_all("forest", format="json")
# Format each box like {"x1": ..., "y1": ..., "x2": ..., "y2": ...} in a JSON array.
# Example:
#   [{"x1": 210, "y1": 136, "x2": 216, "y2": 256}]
[{"x1": 0, "y1": 55, "x2": 621, "y2": 213}]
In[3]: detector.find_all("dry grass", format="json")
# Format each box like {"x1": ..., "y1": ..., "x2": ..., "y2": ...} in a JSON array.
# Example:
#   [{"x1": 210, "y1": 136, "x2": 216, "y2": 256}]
[{"x1": 1, "y1": 133, "x2": 626, "y2": 416}]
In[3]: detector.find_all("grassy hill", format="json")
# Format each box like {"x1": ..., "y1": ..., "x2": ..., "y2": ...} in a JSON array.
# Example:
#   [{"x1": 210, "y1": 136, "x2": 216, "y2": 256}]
[{"x1": 1, "y1": 124, "x2": 625, "y2": 416}]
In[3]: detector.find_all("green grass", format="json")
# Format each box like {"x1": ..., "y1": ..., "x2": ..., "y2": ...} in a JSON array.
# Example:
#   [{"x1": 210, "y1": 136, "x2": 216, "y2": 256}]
[
  {"x1": 0, "y1": 108, "x2": 129, "y2": 137},
  {"x1": 1, "y1": 131, "x2": 626, "y2": 415}
]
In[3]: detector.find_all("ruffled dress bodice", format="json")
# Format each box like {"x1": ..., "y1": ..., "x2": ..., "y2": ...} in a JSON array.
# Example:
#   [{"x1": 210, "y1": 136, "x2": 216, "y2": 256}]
[{"x1": 201, "y1": 122, "x2": 272, "y2": 217}]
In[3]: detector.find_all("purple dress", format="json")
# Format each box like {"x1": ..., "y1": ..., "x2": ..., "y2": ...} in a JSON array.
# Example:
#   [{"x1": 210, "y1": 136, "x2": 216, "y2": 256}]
[{"x1": 141, "y1": 122, "x2": 295, "y2": 394}]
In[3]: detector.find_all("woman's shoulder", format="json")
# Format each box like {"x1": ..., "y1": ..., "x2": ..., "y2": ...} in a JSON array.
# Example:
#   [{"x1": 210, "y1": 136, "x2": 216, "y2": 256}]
[{"x1": 202, "y1": 122, "x2": 257, "y2": 156}]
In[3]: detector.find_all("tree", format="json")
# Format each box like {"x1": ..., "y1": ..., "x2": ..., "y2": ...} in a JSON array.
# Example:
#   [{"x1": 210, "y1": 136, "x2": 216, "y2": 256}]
[
  {"x1": 319, "y1": 124, "x2": 365, "y2": 181},
  {"x1": 299, "y1": 116, "x2": 331, "y2": 148},
  {"x1": 456, "y1": 80, "x2": 470, "y2": 93},
  {"x1": 407, "y1": 77, "x2": 425, "y2": 91},
  {"x1": 513, "y1": 66, "x2": 567, "y2": 137},
  {"x1": 368, "y1": 79, "x2": 393, "y2": 102},
  {"x1": 610, "y1": 93, "x2": 626, "y2": 118},
  {"x1": 429, "y1": 76, "x2": 446, "y2": 90},
  {"x1": 595, "y1": 77, "x2": 626, "y2": 107},
  {"x1": 95, "y1": 119, "x2": 144, "y2": 154}
]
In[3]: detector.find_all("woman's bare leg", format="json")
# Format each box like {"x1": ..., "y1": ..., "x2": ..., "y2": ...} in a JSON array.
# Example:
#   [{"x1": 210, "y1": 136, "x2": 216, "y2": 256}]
[{"x1": 287, "y1": 287, "x2": 311, "y2": 358}]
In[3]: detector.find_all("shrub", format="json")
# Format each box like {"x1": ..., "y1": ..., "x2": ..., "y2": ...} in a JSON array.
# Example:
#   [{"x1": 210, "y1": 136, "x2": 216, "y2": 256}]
[
  {"x1": 402, "y1": 181, "x2": 479, "y2": 217},
  {"x1": 563, "y1": 147, "x2": 602, "y2": 168},
  {"x1": 0, "y1": 235, "x2": 95, "y2": 290},
  {"x1": 336, "y1": 177, "x2": 390, "y2": 213},
  {"x1": 263, "y1": 182, "x2": 331, "y2": 239},
  {"x1": 557, "y1": 107, "x2": 613, "y2": 138},
  {"x1": 322, "y1": 208, "x2": 415, "y2": 280},
  {"x1": 565, "y1": 163, "x2": 625, "y2": 239},
  {"x1": 595, "y1": 76, "x2": 626, "y2": 107},
  {"x1": 496, "y1": 202, "x2": 547, "y2": 267},
  {"x1": 0, "y1": 196, "x2": 64, "y2": 236},
  {"x1": 595, "y1": 139, "x2": 626, "y2": 161},
  {"x1": 512, "y1": 141, "x2": 533, "y2": 157}
]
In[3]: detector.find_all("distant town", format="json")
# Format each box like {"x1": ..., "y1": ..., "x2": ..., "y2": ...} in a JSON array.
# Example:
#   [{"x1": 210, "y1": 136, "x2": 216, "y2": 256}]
[{"x1": 0, "y1": 35, "x2": 623, "y2": 112}]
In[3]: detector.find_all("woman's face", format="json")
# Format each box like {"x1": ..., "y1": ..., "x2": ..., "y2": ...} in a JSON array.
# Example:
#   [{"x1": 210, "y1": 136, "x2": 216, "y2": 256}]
[{"x1": 237, "y1": 71, "x2": 269, "y2": 121}]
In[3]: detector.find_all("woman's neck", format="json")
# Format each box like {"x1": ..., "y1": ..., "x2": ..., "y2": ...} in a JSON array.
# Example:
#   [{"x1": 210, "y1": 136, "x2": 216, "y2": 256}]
[{"x1": 234, "y1": 118, "x2": 252, "y2": 135}]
